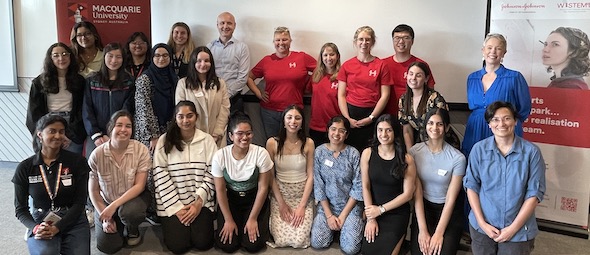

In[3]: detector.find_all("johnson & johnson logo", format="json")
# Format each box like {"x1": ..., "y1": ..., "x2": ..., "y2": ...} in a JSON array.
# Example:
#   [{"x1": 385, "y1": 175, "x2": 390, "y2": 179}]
[{"x1": 501, "y1": 3, "x2": 545, "y2": 11}]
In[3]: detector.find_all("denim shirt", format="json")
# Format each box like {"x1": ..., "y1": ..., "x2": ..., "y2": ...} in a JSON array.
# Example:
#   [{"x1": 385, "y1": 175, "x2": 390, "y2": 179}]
[{"x1": 464, "y1": 135, "x2": 546, "y2": 242}]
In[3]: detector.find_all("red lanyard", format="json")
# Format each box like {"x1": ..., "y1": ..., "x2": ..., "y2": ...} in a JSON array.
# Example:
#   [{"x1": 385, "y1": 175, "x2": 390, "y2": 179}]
[
  {"x1": 131, "y1": 64, "x2": 145, "y2": 78},
  {"x1": 38, "y1": 163, "x2": 62, "y2": 210}
]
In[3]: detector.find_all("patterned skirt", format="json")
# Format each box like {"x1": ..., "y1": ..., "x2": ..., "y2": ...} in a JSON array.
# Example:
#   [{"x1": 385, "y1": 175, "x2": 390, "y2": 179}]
[{"x1": 268, "y1": 179, "x2": 313, "y2": 248}]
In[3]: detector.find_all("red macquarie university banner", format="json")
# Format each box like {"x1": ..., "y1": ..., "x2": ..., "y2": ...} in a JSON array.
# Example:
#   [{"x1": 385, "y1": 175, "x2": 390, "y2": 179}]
[{"x1": 56, "y1": 0, "x2": 151, "y2": 46}]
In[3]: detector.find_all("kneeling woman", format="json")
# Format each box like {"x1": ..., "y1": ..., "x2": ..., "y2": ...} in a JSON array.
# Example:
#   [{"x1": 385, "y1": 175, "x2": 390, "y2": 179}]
[
  {"x1": 409, "y1": 108, "x2": 466, "y2": 255},
  {"x1": 153, "y1": 101, "x2": 218, "y2": 254},
  {"x1": 13, "y1": 114, "x2": 90, "y2": 255},
  {"x1": 88, "y1": 110, "x2": 152, "y2": 253},
  {"x1": 211, "y1": 112, "x2": 273, "y2": 253},
  {"x1": 361, "y1": 114, "x2": 416, "y2": 255},
  {"x1": 311, "y1": 116, "x2": 364, "y2": 255}
]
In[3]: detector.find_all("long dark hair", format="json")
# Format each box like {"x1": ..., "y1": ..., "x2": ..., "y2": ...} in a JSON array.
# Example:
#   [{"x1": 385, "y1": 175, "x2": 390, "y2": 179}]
[
  {"x1": 97, "y1": 43, "x2": 128, "y2": 88},
  {"x1": 70, "y1": 21, "x2": 103, "y2": 72},
  {"x1": 402, "y1": 61, "x2": 431, "y2": 117},
  {"x1": 164, "y1": 101, "x2": 198, "y2": 154},
  {"x1": 185, "y1": 46, "x2": 221, "y2": 91},
  {"x1": 33, "y1": 114, "x2": 68, "y2": 152},
  {"x1": 124, "y1": 32, "x2": 151, "y2": 68},
  {"x1": 370, "y1": 114, "x2": 407, "y2": 179},
  {"x1": 277, "y1": 105, "x2": 306, "y2": 157},
  {"x1": 39, "y1": 43, "x2": 81, "y2": 94}
]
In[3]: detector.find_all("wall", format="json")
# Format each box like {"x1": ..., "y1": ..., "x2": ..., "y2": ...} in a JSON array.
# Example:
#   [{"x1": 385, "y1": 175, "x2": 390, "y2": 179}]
[
  {"x1": 14, "y1": 0, "x2": 487, "y2": 103},
  {"x1": 3, "y1": 0, "x2": 487, "y2": 162}
]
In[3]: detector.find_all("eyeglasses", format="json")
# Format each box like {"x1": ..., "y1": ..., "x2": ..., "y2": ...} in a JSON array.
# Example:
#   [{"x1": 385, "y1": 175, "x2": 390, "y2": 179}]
[
  {"x1": 393, "y1": 36, "x2": 412, "y2": 42},
  {"x1": 51, "y1": 52, "x2": 71, "y2": 58},
  {"x1": 233, "y1": 131, "x2": 253, "y2": 137},
  {"x1": 76, "y1": 32, "x2": 93, "y2": 38},
  {"x1": 490, "y1": 116, "x2": 515, "y2": 124},
  {"x1": 131, "y1": 41, "x2": 147, "y2": 46},
  {"x1": 153, "y1": 54, "x2": 170, "y2": 59},
  {"x1": 328, "y1": 127, "x2": 348, "y2": 134}
]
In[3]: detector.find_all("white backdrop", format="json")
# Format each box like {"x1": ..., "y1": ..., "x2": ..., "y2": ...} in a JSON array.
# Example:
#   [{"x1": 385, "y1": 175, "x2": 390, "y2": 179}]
[{"x1": 13, "y1": 0, "x2": 487, "y2": 103}]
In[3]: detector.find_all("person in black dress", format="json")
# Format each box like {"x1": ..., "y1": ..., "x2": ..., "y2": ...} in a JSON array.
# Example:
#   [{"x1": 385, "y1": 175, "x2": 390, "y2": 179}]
[{"x1": 360, "y1": 114, "x2": 416, "y2": 255}]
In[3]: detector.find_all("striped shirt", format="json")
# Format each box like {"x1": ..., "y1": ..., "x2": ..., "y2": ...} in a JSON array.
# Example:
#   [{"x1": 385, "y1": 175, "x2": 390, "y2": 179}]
[
  {"x1": 88, "y1": 140, "x2": 151, "y2": 204},
  {"x1": 153, "y1": 129, "x2": 217, "y2": 217}
]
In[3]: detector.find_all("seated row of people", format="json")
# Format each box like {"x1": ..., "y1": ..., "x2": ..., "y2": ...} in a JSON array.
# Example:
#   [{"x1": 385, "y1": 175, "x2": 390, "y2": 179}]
[{"x1": 15, "y1": 100, "x2": 545, "y2": 255}]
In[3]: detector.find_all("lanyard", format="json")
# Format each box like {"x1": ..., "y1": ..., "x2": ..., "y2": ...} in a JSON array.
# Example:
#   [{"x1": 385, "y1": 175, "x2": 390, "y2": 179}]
[
  {"x1": 38, "y1": 163, "x2": 62, "y2": 211},
  {"x1": 172, "y1": 52, "x2": 184, "y2": 74},
  {"x1": 131, "y1": 64, "x2": 144, "y2": 78}
]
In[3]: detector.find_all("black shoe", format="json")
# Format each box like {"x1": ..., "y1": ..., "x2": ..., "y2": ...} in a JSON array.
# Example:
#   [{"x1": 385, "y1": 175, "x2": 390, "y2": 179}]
[{"x1": 145, "y1": 214, "x2": 161, "y2": 226}]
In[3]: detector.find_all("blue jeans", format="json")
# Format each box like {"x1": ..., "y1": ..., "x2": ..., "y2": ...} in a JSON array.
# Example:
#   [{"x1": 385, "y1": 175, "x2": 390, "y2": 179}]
[
  {"x1": 260, "y1": 107, "x2": 283, "y2": 139},
  {"x1": 27, "y1": 212, "x2": 90, "y2": 255},
  {"x1": 64, "y1": 141, "x2": 84, "y2": 155}
]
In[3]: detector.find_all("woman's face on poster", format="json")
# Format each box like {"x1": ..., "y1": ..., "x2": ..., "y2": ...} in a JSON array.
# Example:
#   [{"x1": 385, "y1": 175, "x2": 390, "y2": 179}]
[{"x1": 542, "y1": 32, "x2": 571, "y2": 69}]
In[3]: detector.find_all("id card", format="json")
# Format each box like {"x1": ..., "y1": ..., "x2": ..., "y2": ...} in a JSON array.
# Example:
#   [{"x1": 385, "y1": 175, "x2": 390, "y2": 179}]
[{"x1": 43, "y1": 211, "x2": 62, "y2": 225}]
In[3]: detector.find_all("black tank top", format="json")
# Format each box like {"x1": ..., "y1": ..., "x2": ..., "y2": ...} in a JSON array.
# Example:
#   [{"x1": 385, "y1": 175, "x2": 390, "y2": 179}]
[{"x1": 368, "y1": 146, "x2": 410, "y2": 214}]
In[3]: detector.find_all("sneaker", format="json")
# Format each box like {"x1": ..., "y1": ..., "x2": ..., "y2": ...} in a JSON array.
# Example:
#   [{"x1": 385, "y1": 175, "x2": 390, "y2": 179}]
[
  {"x1": 127, "y1": 233, "x2": 141, "y2": 246},
  {"x1": 127, "y1": 227, "x2": 141, "y2": 246},
  {"x1": 145, "y1": 214, "x2": 161, "y2": 226},
  {"x1": 86, "y1": 208, "x2": 95, "y2": 228}
]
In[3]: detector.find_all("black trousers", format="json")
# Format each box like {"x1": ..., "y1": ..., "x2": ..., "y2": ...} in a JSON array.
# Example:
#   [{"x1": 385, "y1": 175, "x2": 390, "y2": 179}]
[{"x1": 215, "y1": 187, "x2": 270, "y2": 253}]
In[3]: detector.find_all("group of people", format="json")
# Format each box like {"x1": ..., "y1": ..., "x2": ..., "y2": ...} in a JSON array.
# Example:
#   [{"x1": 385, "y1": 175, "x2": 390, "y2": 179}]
[{"x1": 14, "y1": 10, "x2": 550, "y2": 255}]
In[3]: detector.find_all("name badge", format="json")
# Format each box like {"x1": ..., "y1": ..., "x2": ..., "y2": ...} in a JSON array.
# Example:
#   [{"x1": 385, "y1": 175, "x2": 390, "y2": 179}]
[
  {"x1": 62, "y1": 178, "x2": 72, "y2": 186},
  {"x1": 195, "y1": 91, "x2": 204, "y2": 97},
  {"x1": 437, "y1": 169, "x2": 448, "y2": 176},
  {"x1": 324, "y1": 159, "x2": 333, "y2": 167}
]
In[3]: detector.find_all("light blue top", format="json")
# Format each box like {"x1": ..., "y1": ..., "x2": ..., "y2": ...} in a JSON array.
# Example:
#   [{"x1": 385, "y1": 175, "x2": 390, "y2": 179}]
[
  {"x1": 462, "y1": 64, "x2": 531, "y2": 156},
  {"x1": 463, "y1": 135, "x2": 546, "y2": 242},
  {"x1": 207, "y1": 37, "x2": 251, "y2": 97},
  {"x1": 409, "y1": 142, "x2": 466, "y2": 204},
  {"x1": 313, "y1": 144, "x2": 363, "y2": 214}
]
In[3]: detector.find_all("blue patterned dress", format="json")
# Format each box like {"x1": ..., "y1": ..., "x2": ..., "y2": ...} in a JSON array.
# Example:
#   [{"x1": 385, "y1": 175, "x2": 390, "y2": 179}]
[{"x1": 311, "y1": 144, "x2": 363, "y2": 255}]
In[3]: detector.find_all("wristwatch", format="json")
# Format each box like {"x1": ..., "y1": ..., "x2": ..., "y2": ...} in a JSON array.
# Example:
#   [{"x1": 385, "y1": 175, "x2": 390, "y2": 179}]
[
  {"x1": 369, "y1": 115, "x2": 375, "y2": 121},
  {"x1": 379, "y1": 205, "x2": 386, "y2": 215}
]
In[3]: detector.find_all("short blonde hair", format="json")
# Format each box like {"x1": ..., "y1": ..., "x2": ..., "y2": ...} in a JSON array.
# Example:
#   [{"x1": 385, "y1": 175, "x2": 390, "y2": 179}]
[
  {"x1": 354, "y1": 26, "x2": 376, "y2": 44},
  {"x1": 274, "y1": 26, "x2": 291, "y2": 37},
  {"x1": 483, "y1": 33, "x2": 507, "y2": 51}
]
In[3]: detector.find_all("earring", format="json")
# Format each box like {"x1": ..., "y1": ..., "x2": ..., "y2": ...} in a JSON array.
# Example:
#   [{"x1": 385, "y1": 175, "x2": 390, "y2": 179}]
[
  {"x1": 481, "y1": 56, "x2": 485, "y2": 61},
  {"x1": 500, "y1": 58, "x2": 504, "y2": 63}
]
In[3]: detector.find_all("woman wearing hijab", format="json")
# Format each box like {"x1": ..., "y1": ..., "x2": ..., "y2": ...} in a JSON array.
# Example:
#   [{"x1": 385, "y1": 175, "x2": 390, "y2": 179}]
[{"x1": 135, "y1": 43, "x2": 179, "y2": 152}]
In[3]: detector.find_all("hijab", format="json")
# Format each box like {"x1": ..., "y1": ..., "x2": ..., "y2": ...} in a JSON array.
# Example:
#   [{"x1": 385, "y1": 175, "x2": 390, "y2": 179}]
[{"x1": 145, "y1": 43, "x2": 178, "y2": 129}]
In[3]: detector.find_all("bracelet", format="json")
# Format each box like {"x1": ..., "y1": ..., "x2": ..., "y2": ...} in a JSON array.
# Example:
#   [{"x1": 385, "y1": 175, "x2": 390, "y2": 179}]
[
  {"x1": 379, "y1": 205, "x2": 386, "y2": 215},
  {"x1": 327, "y1": 214, "x2": 334, "y2": 219}
]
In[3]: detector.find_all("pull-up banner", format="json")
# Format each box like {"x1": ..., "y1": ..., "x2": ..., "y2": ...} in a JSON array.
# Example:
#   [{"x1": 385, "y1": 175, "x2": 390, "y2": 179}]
[
  {"x1": 491, "y1": 0, "x2": 590, "y2": 228},
  {"x1": 55, "y1": 0, "x2": 151, "y2": 46}
]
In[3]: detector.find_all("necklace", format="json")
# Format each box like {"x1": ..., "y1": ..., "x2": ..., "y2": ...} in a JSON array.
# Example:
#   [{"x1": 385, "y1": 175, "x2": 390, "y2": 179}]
[
  {"x1": 83, "y1": 48, "x2": 97, "y2": 63},
  {"x1": 283, "y1": 140, "x2": 300, "y2": 154}
]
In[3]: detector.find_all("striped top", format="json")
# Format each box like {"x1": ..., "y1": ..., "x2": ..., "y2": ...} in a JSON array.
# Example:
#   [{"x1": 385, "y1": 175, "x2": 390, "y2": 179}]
[
  {"x1": 88, "y1": 140, "x2": 151, "y2": 204},
  {"x1": 153, "y1": 128, "x2": 218, "y2": 217}
]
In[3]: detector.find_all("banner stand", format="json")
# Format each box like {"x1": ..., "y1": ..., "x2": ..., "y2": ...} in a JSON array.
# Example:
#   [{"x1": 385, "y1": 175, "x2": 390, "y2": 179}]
[{"x1": 538, "y1": 218, "x2": 589, "y2": 239}]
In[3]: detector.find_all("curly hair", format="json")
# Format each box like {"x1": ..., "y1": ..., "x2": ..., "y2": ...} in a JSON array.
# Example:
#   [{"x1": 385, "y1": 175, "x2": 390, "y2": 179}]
[{"x1": 547, "y1": 27, "x2": 590, "y2": 79}]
